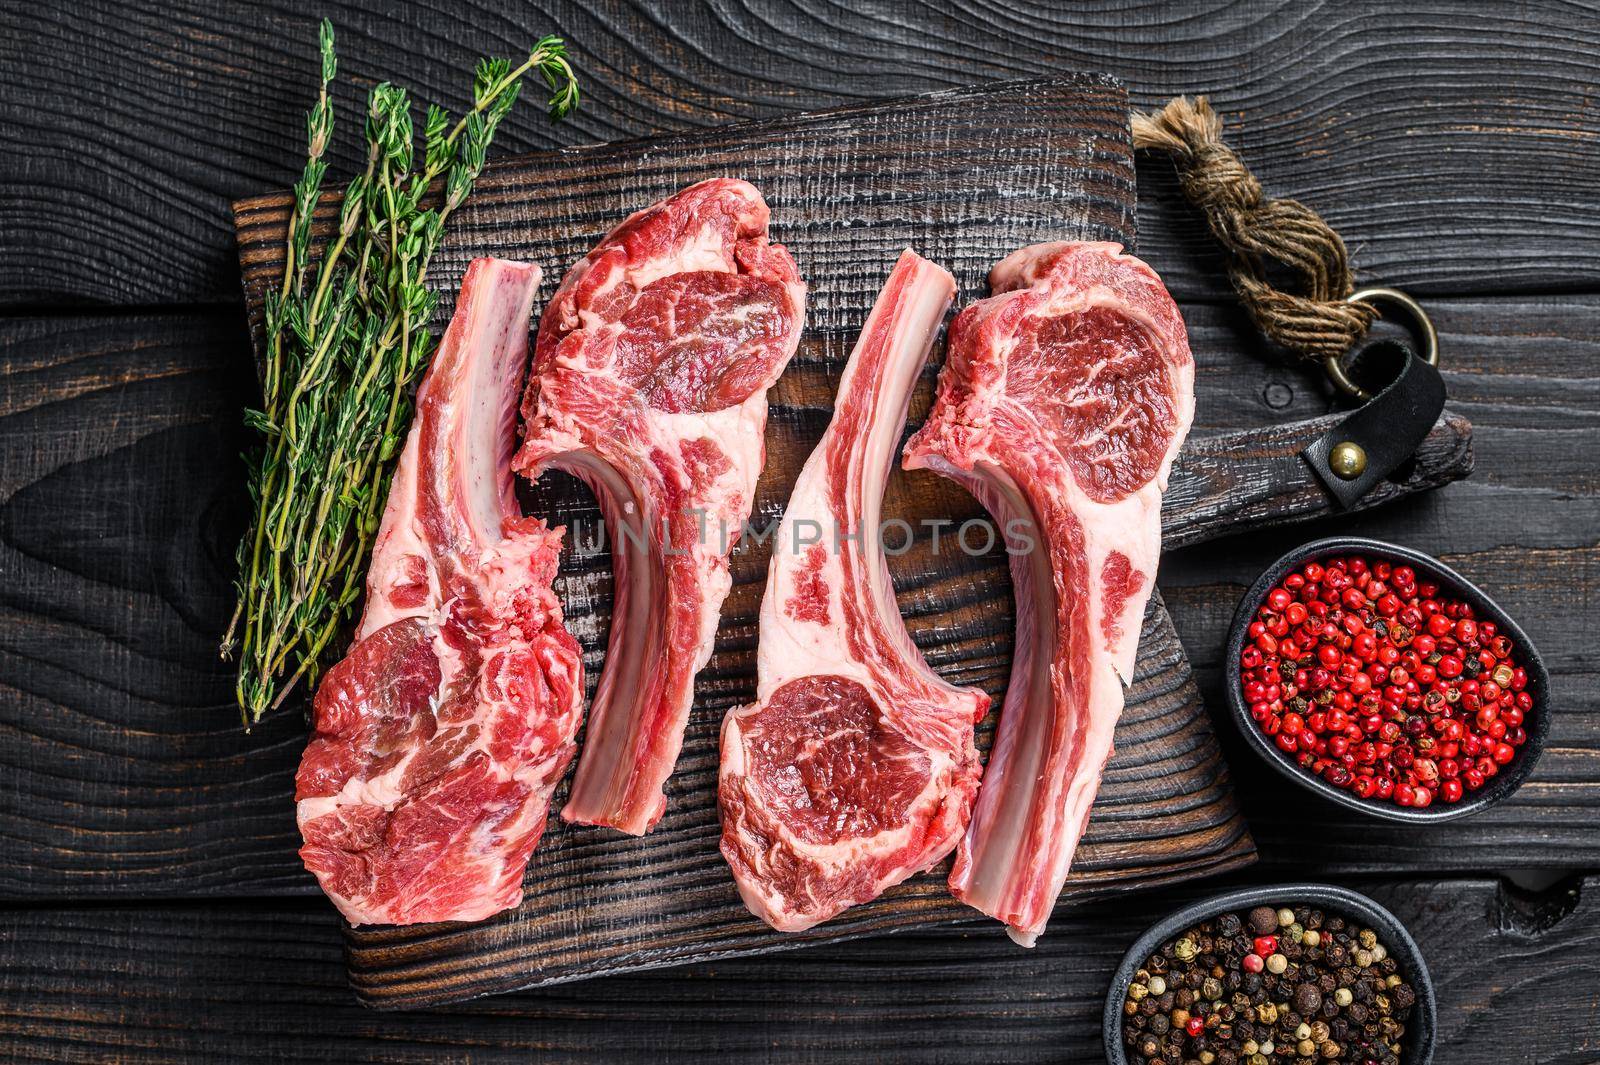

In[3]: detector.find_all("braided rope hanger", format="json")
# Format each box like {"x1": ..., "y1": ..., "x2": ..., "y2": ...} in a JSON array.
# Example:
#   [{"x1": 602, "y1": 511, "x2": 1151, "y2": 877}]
[{"x1": 1131, "y1": 96, "x2": 1379, "y2": 363}]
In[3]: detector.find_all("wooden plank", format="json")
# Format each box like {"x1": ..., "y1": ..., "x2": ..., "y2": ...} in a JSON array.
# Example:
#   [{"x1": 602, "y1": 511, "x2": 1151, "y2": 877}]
[
  {"x1": 231, "y1": 76, "x2": 1135, "y2": 328},
  {"x1": 3, "y1": 1, "x2": 1600, "y2": 307},
  {"x1": 1, "y1": 877, "x2": 1595, "y2": 1061},
  {"x1": 3, "y1": 290, "x2": 1586, "y2": 902},
  {"x1": 0, "y1": 311, "x2": 313, "y2": 895}
]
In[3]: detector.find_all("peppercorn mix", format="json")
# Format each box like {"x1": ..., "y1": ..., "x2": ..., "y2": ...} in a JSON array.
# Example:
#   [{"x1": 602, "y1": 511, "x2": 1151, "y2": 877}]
[{"x1": 1121, "y1": 904, "x2": 1417, "y2": 1065}]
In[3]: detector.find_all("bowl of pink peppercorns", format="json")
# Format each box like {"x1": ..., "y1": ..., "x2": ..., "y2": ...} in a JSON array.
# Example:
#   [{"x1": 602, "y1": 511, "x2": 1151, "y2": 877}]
[{"x1": 1225, "y1": 537, "x2": 1550, "y2": 822}]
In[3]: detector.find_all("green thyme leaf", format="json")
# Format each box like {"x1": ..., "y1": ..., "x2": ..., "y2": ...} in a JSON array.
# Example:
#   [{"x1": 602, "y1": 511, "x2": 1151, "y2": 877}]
[{"x1": 222, "y1": 20, "x2": 581, "y2": 725}]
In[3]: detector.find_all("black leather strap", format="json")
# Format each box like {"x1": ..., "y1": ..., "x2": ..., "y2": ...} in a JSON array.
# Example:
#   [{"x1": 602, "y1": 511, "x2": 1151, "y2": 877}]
[{"x1": 1302, "y1": 339, "x2": 1447, "y2": 509}]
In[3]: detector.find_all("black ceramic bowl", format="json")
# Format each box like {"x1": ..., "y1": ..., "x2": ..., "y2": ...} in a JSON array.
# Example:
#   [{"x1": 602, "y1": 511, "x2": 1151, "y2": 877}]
[
  {"x1": 1225, "y1": 536, "x2": 1550, "y2": 823},
  {"x1": 1103, "y1": 883, "x2": 1437, "y2": 1065}
]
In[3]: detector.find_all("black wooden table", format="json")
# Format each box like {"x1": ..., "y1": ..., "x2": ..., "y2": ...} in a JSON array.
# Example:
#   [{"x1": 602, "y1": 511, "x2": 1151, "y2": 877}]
[{"x1": 1, "y1": 2, "x2": 1597, "y2": 1061}]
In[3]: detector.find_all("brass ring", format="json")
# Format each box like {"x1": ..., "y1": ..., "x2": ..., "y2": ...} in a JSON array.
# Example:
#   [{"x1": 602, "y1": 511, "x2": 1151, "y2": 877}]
[{"x1": 1323, "y1": 287, "x2": 1439, "y2": 401}]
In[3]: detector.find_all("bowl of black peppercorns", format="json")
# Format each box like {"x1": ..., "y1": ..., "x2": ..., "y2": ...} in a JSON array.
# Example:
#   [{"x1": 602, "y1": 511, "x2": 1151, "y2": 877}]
[{"x1": 1104, "y1": 884, "x2": 1436, "y2": 1065}]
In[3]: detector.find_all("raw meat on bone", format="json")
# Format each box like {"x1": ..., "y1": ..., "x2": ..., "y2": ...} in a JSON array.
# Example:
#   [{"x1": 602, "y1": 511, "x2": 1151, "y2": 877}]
[
  {"x1": 516, "y1": 179, "x2": 806, "y2": 834},
  {"x1": 903, "y1": 241, "x2": 1194, "y2": 945},
  {"x1": 720, "y1": 250, "x2": 988, "y2": 931},
  {"x1": 297, "y1": 258, "x2": 585, "y2": 927}
]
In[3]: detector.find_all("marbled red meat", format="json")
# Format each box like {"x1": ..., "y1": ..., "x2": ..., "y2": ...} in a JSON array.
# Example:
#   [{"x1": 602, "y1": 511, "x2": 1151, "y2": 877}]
[
  {"x1": 517, "y1": 179, "x2": 805, "y2": 835},
  {"x1": 296, "y1": 258, "x2": 584, "y2": 927},
  {"x1": 903, "y1": 241, "x2": 1194, "y2": 945},
  {"x1": 720, "y1": 251, "x2": 987, "y2": 930}
]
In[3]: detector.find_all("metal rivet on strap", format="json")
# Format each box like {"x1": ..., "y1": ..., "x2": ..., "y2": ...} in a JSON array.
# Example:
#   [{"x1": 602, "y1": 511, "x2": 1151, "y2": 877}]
[{"x1": 1328, "y1": 441, "x2": 1368, "y2": 480}]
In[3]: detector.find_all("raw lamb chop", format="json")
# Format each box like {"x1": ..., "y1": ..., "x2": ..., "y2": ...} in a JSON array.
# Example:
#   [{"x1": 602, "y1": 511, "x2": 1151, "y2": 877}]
[
  {"x1": 297, "y1": 258, "x2": 585, "y2": 927},
  {"x1": 516, "y1": 179, "x2": 806, "y2": 834},
  {"x1": 903, "y1": 241, "x2": 1194, "y2": 945},
  {"x1": 720, "y1": 250, "x2": 988, "y2": 931}
]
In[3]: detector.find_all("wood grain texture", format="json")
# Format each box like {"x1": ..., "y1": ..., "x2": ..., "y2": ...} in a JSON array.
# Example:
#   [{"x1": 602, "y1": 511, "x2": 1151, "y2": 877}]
[
  {"x1": 1, "y1": 877, "x2": 1595, "y2": 1061},
  {"x1": 231, "y1": 76, "x2": 1135, "y2": 330},
  {"x1": 4, "y1": 0, "x2": 1600, "y2": 307},
  {"x1": 1164, "y1": 411, "x2": 1473, "y2": 550},
  {"x1": 0, "y1": 311, "x2": 311, "y2": 896}
]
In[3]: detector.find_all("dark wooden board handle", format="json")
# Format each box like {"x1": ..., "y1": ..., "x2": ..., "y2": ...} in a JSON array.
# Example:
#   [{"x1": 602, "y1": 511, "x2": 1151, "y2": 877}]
[{"x1": 1163, "y1": 410, "x2": 1475, "y2": 550}]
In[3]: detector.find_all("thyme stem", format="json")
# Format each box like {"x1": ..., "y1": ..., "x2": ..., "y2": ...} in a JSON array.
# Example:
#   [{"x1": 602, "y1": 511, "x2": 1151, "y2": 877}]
[{"x1": 224, "y1": 19, "x2": 579, "y2": 726}]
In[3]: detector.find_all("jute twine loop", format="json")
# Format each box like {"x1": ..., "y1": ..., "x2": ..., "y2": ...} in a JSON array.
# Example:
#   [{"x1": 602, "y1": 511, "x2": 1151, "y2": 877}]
[{"x1": 1131, "y1": 96, "x2": 1377, "y2": 362}]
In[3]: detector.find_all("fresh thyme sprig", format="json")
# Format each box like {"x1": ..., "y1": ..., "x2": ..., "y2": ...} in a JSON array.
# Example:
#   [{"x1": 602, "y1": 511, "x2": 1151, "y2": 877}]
[{"x1": 224, "y1": 20, "x2": 579, "y2": 726}]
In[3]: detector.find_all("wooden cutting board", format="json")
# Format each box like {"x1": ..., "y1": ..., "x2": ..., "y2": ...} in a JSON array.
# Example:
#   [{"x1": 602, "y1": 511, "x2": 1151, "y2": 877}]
[{"x1": 233, "y1": 74, "x2": 1472, "y2": 1009}]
